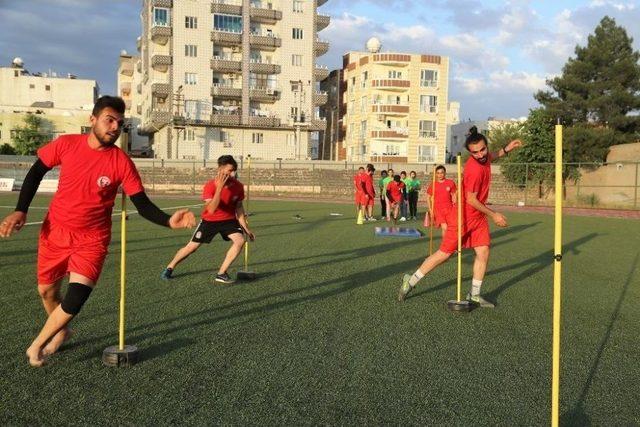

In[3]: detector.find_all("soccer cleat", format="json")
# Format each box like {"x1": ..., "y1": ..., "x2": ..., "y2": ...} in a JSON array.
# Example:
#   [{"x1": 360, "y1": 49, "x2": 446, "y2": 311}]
[
  {"x1": 215, "y1": 273, "x2": 236, "y2": 284},
  {"x1": 160, "y1": 268, "x2": 173, "y2": 280},
  {"x1": 467, "y1": 293, "x2": 495, "y2": 308},
  {"x1": 399, "y1": 217, "x2": 406, "y2": 222},
  {"x1": 368, "y1": 217, "x2": 377, "y2": 222},
  {"x1": 398, "y1": 274, "x2": 414, "y2": 302}
]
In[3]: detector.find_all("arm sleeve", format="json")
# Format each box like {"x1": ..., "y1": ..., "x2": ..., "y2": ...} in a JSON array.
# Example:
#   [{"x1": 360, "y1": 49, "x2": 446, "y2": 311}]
[
  {"x1": 15, "y1": 159, "x2": 51, "y2": 213},
  {"x1": 129, "y1": 192, "x2": 171, "y2": 227}
]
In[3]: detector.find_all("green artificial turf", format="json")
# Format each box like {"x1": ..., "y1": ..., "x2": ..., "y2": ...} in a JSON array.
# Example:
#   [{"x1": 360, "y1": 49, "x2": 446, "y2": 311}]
[{"x1": 0, "y1": 194, "x2": 638, "y2": 425}]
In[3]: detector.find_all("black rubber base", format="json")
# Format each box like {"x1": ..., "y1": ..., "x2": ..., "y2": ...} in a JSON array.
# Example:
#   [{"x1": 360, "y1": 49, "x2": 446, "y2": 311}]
[
  {"x1": 447, "y1": 299, "x2": 478, "y2": 312},
  {"x1": 102, "y1": 345, "x2": 139, "y2": 367},
  {"x1": 237, "y1": 271, "x2": 257, "y2": 280}
]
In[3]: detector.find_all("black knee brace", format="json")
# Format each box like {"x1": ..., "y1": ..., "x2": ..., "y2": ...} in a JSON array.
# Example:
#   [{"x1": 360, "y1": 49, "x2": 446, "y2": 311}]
[{"x1": 60, "y1": 283, "x2": 93, "y2": 315}]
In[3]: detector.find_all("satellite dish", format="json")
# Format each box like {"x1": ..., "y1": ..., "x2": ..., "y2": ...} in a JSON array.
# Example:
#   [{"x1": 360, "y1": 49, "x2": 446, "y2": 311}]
[
  {"x1": 12, "y1": 57, "x2": 24, "y2": 68},
  {"x1": 120, "y1": 50, "x2": 128, "y2": 56},
  {"x1": 366, "y1": 37, "x2": 381, "y2": 53}
]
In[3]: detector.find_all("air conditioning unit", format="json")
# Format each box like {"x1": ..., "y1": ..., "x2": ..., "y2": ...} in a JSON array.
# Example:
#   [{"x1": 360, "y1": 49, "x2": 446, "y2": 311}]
[
  {"x1": 266, "y1": 88, "x2": 275, "y2": 95},
  {"x1": 232, "y1": 46, "x2": 240, "y2": 53}
]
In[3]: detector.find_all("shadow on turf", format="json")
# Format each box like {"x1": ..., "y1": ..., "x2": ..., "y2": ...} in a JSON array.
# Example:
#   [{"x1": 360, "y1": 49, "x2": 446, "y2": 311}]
[{"x1": 560, "y1": 250, "x2": 639, "y2": 426}]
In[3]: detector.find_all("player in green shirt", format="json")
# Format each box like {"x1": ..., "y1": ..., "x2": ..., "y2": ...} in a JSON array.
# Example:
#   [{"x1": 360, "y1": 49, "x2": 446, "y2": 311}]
[
  {"x1": 378, "y1": 170, "x2": 388, "y2": 219},
  {"x1": 405, "y1": 170, "x2": 421, "y2": 220}
]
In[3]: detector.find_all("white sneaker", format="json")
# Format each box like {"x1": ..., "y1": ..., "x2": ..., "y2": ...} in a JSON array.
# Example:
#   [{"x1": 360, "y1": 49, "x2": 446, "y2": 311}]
[{"x1": 399, "y1": 217, "x2": 406, "y2": 222}]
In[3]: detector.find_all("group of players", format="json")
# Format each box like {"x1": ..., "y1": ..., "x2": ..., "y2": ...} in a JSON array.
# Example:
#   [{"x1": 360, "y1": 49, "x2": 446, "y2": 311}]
[{"x1": 0, "y1": 95, "x2": 522, "y2": 367}]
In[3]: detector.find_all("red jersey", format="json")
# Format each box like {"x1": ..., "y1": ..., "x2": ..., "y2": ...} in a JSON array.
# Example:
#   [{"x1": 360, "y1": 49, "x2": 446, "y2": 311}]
[
  {"x1": 37, "y1": 134, "x2": 144, "y2": 232},
  {"x1": 201, "y1": 178, "x2": 245, "y2": 222},
  {"x1": 427, "y1": 179, "x2": 456, "y2": 213},
  {"x1": 354, "y1": 172, "x2": 365, "y2": 194},
  {"x1": 463, "y1": 154, "x2": 492, "y2": 219},
  {"x1": 386, "y1": 180, "x2": 405, "y2": 203},
  {"x1": 363, "y1": 173, "x2": 375, "y2": 197}
]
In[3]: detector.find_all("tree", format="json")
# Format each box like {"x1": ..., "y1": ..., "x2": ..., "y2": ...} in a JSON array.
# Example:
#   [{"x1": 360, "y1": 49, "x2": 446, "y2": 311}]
[
  {"x1": 0, "y1": 143, "x2": 16, "y2": 155},
  {"x1": 535, "y1": 16, "x2": 640, "y2": 162},
  {"x1": 11, "y1": 115, "x2": 52, "y2": 155}
]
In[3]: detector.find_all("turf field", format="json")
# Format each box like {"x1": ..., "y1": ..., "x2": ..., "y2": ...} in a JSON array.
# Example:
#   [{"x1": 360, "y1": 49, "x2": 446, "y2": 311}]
[{"x1": 0, "y1": 193, "x2": 638, "y2": 425}]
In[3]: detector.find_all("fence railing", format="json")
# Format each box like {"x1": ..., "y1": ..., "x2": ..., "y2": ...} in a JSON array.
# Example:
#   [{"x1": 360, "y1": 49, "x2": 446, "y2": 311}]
[{"x1": 1, "y1": 156, "x2": 638, "y2": 210}]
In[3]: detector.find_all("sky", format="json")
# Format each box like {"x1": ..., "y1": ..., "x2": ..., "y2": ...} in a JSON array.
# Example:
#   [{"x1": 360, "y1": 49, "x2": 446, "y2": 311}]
[{"x1": 1, "y1": 0, "x2": 639, "y2": 120}]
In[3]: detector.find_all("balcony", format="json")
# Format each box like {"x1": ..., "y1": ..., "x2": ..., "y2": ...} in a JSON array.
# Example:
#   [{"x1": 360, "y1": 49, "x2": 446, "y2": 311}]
[
  {"x1": 120, "y1": 81, "x2": 132, "y2": 96},
  {"x1": 372, "y1": 53, "x2": 412, "y2": 66},
  {"x1": 210, "y1": 112, "x2": 242, "y2": 126},
  {"x1": 314, "y1": 39, "x2": 329, "y2": 56},
  {"x1": 371, "y1": 128, "x2": 409, "y2": 139},
  {"x1": 152, "y1": 0, "x2": 172, "y2": 7},
  {"x1": 250, "y1": 32, "x2": 281, "y2": 51},
  {"x1": 314, "y1": 65, "x2": 329, "y2": 81},
  {"x1": 150, "y1": 25, "x2": 172, "y2": 45},
  {"x1": 310, "y1": 118, "x2": 327, "y2": 131},
  {"x1": 151, "y1": 54, "x2": 172, "y2": 72},
  {"x1": 211, "y1": 0, "x2": 242, "y2": 15},
  {"x1": 151, "y1": 82, "x2": 171, "y2": 98},
  {"x1": 211, "y1": 83, "x2": 242, "y2": 99},
  {"x1": 210, "y1": 57, "x2": 242, "y2": 73},
  {"x1": 119, "y1": 62, "x2": 133, "y2": 77},
  {"x1": 371, "y1": 103, "x2": 410, "y2": 115},
  {"x1": 315, "y1": 14, "x2": 330, "y2": 31},
  {"x1": 249, "y1": 60, "x2": 281, "y2": 74},
  {"x1": 314, "y1": 91, "x2": 328, "y2": 105},
  {"x1": 370, "y1": 79, "x2": 410, "y2": 91},
  {"x1": 210, "y1": 30, "x2": 242, "y2": 46},
  {"x1": 249, "y1": 115, "x2": 281, "y2": 127},
  {"x1": 250, "y1": 87, "x2": 280, "y2": 102},
  {"x1": 317, "y1": 0, "x2": 328, "y2": 5},
  {"x1": 250, "y1": 2, "x2": 282, "y2": 24}
]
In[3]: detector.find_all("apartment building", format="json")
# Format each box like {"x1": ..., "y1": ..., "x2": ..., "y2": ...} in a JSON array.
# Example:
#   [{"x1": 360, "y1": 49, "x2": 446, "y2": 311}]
[
  {"x1": 337, "y1": 38, "x2": 450, "y2": 164},
  {"x1": 128, "y1": 0, "x2": 330, "y2": 161},
  {"x1": 0, "y1": 58, "x2": 98, "y2": 148}
]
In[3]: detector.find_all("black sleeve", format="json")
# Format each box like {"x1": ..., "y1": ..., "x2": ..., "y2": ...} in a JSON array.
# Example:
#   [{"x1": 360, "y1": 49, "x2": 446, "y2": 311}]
[
  {"x1": 129, "y1": 191, "x2": 171, "y2": 227},
  {"x1": 16, "y1": 159, "x2": 52, "y2": 213}
]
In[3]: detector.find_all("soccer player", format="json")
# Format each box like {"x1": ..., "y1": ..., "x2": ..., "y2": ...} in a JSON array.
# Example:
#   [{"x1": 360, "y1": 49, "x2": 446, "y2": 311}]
[
  {"x1": 378, "y1": 170, "x2": 388, "y2": 219},
  {"x1": 0, "y1": 96, "x2": 197, "y2": 367},
  {"x1": 353, "y1": 166, "x2": 365, "y2": 215},
  {"x1": 426, "y1": 165, "x2": 456, "y2": 236},
  {"x1": 360, "y1": 163, "x2": 376, "y2": 221},
  {"x1": 160, "y1": 155, "x2": 255, "y2": 284},
  {"x1": 386, "y1": 175, "x2": 405, "y2": 223},
  {"x1": 399, "y1": 171, "x2": 409, "y2": 221},
  {"x1": 398, "y1": 126, "x2": 522, "y2": 307},
  {"x1": 406, "y1": 171, "x2": 421, "y2": 220},
  {"x1": 382, "y1": 169, "x2": 394, "y2": 221}
]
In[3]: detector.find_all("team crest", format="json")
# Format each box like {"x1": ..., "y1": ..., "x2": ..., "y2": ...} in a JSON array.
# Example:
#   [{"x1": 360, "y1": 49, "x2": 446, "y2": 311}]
[{"x1": 97, "y1": 176, "x2": 112, "y2": 188}]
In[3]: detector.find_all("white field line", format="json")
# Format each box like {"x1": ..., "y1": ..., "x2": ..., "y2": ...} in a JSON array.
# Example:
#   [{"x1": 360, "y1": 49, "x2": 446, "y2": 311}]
[{"x1": 21, "y1": 203, "x2": 204, "y2": 226}]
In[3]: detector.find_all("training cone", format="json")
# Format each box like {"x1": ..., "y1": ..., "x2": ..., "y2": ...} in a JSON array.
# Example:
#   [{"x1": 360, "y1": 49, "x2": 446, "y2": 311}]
[{"x1": 356, "y1": 210, "x2": 364, "y2": 225}]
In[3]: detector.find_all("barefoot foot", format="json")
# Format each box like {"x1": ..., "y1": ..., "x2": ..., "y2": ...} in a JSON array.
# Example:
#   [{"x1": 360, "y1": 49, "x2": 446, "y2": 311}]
[
  {"x1": 42, "y1": 328, "x2": 74, "y2": 357},
  {"x1": 26, "y1": 346, "x2": 47, "y2": 367}
]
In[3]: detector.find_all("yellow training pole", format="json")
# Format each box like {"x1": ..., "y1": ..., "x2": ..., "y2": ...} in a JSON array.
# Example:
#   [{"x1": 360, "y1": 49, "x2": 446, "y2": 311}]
[
  {"x1": 118, "y1": 192, "x2": 127, "y2": 351},
  {"x1": 551, "y1": 123, "x2": 563, "y2": 426},
  {"x1": 456, "y1": 154, "x2": 462, "y2": 302},
  {"x1": 244, "y1": 156, "x2": 251, "y2": 271},
  {"x1": 429, "y1": 165, "x2": 437, "y2": 255}
]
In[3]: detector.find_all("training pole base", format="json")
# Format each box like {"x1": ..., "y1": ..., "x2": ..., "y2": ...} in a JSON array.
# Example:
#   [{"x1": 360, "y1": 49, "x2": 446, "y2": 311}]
[
  {"x1": 237, "y1": 271, "x2": 257, "y2": 280},
  {"x1": 447, "y1": 299, "x2": 477, "y2": 312},
  {"x1": 102, "y1": 345, "x2": 140, "y2": 367}
]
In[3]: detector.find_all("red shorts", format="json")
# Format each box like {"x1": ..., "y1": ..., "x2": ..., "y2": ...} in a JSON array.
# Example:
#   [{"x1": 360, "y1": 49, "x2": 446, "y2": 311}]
[
  {"x1": 433, "y1": 206, "x2": 452, "y2": 227},
  {"x1": 362, "y1": 194, "x2": 374, "y2": 206},
  {"x1": 37, "y1": 219, "x2": 111, "y2": 285},
  {"x1": 439, "y1": 208, "x2": 490, "y2": 254},
  {"x1": 355, "y1": 191, "x2": 364, "y2": 204}
]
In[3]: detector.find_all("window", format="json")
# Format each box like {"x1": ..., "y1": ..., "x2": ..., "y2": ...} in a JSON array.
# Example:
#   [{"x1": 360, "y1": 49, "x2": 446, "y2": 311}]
[
  {"x1": 29, "y1": 84, "x2": 35, "y2": 89},
  {"x1": 361, "y1": 71, "x2": 367, "y2": 88},
  {"x1": 291, "y1": 54, "x2": 302, "y2": 66},
  {"x1": 81, "y1": 126, "x2": 91, "y2": 134},
  {"x1": 292, "y1": 28, "x2": 303, "y2": 39},
  {"x1": 153, "y1": 7, "x2": 170, "y2": 26},
  {"x1": 220, "y1": 131, "x2": 232, "y2": 148},
  {"x1": 360, "y1": 96, "x2": 367, "y2": 113},
  {"x1": 420, "y1": 69, "x2": 438, "y2": 87},
  {"x1": 385, "y1": 144, "x2": 400, "y2": 155},
  {"x1": 213, "y1": 14, "x2": 242, "y2": 33},
  {"x1": 418, "y1": 145, "x2": 436, "y2": 162},
  {"x1": 360, "y1": 120, "x2": 367, "y2": 140},
  {"x1": 388, "y1": 70, "x2": 402, "y2": 79},
  {"x1": 293, "y1": 1, "x2": 304, "y2": 12},
  {"x1": 185, "y1": 129, "x2": 195, "y2": 141},
  {"x1": 420, "y1": 95, "x2": 437, "y2": 113},
  {"x1": 185, "y1": 44, "x2": 197, "y2": 57},
  {"x1": 291, "y1": 107, "x2": 298, "y2": 119},
  {"x1": 348, "y1": 99, "x2": 354, "y2": 114},
  {"x1": 45, "y1": 85, "x2": 51, "y2": 91},
  {"x1": 185, "y1": 73, "x2": 197, "y2": 85},
  {"x1": 252, "y1": 132, "x2": 264, "y2": 144},
  {"x1": 419, "y1": 120, "x2": 437, "y2": 138},
  {"x1": 185, "y1": 16, "x2": 198, "y2": 29},
  {"x1": 287, "y1": 134, "x2": 295, "y2": 146}
]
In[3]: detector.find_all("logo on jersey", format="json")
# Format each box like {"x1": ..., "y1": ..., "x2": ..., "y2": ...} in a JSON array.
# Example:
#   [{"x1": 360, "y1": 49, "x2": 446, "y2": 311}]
[
  {"x1": 97, "y1": 176, "x2": 112, "y2": 188},
  {"x1": 446, "y1": 186, "x2": 451, "y2": 192}
]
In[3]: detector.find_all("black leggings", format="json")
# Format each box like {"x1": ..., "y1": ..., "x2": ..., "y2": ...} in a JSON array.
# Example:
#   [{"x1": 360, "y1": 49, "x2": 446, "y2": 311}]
[{"x1": 408, "y1": 191, "x2": 419, "y2": 217}]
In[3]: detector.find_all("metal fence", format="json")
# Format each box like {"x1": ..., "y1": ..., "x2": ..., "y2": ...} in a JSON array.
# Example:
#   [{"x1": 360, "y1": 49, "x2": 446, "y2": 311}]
[{"x1": 1, "y1": 156, "x2": 638, "y2": 210}]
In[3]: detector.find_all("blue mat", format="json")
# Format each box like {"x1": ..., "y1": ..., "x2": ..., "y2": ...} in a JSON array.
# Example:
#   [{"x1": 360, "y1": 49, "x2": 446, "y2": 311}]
[{"x1": 374, "y1": 227, "x2": 423, "y2": 238}]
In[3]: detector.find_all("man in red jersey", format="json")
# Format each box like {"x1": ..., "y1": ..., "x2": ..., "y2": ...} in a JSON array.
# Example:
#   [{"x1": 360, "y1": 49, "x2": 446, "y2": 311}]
[
  {"x1": 161, "y1": 155, "x2": 255, "y2": 284},
  {"x1": 426, "y1": 165, "x2": 456, "y2": 236},
  {"x1": 0, "y1": 96, "x2": 196, "y2": 367},
  {"x1": 357, "y1": 163, "x2": 377, "y2": 221},
  {"x1": 398, "y1": 126, "x2": 522, "y2": 307},
  {"x1": 354, "y1": 166, "x2": 365, "y2": 215},
  {"x1": 386, "y1": 174, "x2": 405, "y2": 223}
]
